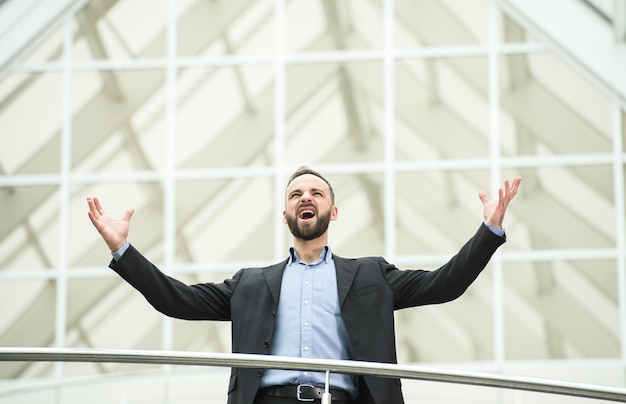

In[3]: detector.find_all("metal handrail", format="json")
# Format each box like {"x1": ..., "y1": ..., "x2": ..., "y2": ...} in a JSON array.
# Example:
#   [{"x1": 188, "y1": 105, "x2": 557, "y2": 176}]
[{"x1": 1, "y1": 347, "x2": 626, "y2": 402}]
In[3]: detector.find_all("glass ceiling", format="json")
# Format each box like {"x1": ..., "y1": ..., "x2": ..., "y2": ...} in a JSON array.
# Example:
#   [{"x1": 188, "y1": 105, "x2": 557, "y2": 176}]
[{"x1": 0, "y1": 0, "x2": 625, "y2": 401}]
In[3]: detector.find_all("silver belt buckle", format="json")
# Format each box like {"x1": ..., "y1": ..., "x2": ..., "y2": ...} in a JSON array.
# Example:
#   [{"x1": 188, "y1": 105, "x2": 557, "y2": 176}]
[{"x1": 296, "y1": 384, "x2": 316, "y2": 401}]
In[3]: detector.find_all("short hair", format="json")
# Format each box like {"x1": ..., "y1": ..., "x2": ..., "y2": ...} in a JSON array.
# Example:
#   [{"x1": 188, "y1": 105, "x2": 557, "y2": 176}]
[{"x1": 286, "y1": 166, "x2": 335, "y2": 203}]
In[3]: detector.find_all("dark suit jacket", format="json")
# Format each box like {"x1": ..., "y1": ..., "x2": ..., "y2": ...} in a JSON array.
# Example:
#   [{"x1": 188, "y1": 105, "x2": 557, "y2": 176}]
[{"x1": 110, "y1": 223, "x2": 505, "y2": 404}]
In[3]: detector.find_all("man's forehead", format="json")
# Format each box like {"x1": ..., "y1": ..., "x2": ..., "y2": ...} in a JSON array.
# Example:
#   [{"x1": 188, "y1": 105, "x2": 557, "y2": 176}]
[{"x1": 287, "y1": 174, "x2": 329, "y2": 192}]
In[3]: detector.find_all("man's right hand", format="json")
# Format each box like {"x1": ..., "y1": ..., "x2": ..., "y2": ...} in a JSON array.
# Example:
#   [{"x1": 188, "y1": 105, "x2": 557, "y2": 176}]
[{"x1": 87, "y1": 197, "x2": 134, "y2": 252}]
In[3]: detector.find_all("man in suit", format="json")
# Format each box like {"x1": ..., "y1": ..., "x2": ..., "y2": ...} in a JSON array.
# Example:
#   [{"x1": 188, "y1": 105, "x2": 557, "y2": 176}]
[{"x1": 87, "y1": 166, "x2": 521, "y2": 404}]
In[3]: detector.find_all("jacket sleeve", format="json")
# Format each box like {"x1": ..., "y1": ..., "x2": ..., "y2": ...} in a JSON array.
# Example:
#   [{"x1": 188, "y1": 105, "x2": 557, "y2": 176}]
[
  {"x1": 109, "y1": 244, "x2": 239, "y2": 321},
  {"x1": 385, "y1": 222, "x2": 506, "y2": 309}
]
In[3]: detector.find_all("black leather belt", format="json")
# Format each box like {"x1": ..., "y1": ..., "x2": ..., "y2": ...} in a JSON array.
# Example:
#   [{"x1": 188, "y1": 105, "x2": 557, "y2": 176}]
[{"x1": 259, "y1": 384, "x2": 351, "y2": 401}]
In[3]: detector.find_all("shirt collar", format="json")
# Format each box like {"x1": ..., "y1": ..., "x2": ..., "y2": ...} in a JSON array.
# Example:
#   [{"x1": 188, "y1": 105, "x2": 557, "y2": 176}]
[{"x1": 288, "y1": 245, "x2": 333, "y2": 265}]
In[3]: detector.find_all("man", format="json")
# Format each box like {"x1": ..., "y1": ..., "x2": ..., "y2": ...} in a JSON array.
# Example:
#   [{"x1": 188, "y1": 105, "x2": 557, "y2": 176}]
[{"x1": 87, "y1": 166, "x2": 521, "y2": 404}]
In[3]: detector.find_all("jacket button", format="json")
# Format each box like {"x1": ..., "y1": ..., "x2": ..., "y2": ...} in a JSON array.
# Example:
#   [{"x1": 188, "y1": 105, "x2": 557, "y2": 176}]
[
  {"x1": 264, "y1": 340, "x2": 270, "y2": 348},
  {"x1": 270, "y1": 311, "x2": 276, "y2": 319},
  {"x1": 257, "y1": 370, "x2": 263, "y2": 377}
]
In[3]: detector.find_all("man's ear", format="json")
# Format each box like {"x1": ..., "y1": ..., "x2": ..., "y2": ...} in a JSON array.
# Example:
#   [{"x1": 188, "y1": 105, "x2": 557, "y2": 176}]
[
  {"x1": 330, "y1": 205, "x2": 338, "y2": 221},
  {"x1": 282, "y1": 210, "x2": 287, "y2": 223}
]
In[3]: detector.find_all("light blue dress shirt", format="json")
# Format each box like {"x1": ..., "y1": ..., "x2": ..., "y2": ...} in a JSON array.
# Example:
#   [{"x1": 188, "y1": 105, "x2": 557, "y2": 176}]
[{"x1": 259, "y1": 246, "x2": 359, "y2": 398}]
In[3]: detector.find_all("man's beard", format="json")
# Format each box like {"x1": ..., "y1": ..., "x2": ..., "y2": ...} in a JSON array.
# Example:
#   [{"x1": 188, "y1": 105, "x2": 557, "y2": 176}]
[{"x1": 286, "y1": 208, "x2": 332, "y2": 241}]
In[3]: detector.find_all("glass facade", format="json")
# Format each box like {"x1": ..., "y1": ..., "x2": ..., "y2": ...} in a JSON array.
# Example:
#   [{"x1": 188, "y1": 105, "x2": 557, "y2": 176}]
[{"x1": 0, "y1": 0, "x2": 624, "y2": 401}]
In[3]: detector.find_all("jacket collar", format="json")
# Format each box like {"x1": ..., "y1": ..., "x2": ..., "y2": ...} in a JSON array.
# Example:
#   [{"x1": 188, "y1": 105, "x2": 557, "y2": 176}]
[{"x1": 262, "y1": 255, "x2": 360, "y2": 307}]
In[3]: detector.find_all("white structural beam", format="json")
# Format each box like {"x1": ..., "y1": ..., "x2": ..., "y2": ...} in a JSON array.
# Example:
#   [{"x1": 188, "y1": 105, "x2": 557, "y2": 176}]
[
  {"x1": 497, "y1": 0, "x2": 626, "y2": 100},
  {"x1": 0, "y1": 0, "x2": 90, "y2": 79}
]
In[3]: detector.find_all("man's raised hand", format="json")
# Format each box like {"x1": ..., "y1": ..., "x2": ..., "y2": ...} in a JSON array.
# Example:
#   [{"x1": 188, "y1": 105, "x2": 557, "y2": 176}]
[
  {"x1": 87, "y1": 197, "x2": 134, "y2": 252},
  {"x1": 478, "y1": 177, "x2": 522, "y2": 229}
]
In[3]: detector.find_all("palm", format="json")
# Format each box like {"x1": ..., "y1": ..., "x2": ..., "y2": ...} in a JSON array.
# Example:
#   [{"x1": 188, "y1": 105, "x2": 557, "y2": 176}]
[
  {"x1": 478, "y1": 177, "x2": 522, "y2": 228},
  {"x1": 481, "y1": 198, "x2": 498, "y2": 223},
  {"x1": 87, "y1": 197, "x2": 134, "y2": 252}
]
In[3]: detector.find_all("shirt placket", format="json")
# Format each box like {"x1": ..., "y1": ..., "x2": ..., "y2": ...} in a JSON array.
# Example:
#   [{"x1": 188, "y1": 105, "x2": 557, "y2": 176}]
[{"x1": 300, "y1": 263, "x2": 314, "y2": 384}]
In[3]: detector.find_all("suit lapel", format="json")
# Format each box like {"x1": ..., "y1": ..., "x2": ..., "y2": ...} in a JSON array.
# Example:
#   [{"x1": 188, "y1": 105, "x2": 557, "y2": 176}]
[
  {"x1": 263, "y1": 256, "x2": 359, "y2": 306},
  {"x1": 333, "y1": 255, "x2": 360, "y2": 306},
  {"x1": 263, "y1": 259, "x2": 288, "y2": 303}
]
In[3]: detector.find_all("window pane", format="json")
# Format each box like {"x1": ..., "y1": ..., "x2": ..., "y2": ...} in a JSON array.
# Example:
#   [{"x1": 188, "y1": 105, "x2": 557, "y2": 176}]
[
  {"x1": 503, "y1": 260, "x2": 619, "y2": 360},
  {"x1": 502, "y1": 165, "x2": 614, "y2": 251},
  {"x1": 175, "y1": 178, "x2": 275, "y2": 264},
  {"x1": 500, "y1": 53, "x2": 612, "y2": 156},
  {"x1": 0, "y1": 185, "x2": 60, "y2": 271},
  {"x1": 325, "y1": 172, "x2": 385, "y2": 257},
  {"x1": 74, "y1": 0, "x2": 167, "y2": 61},
  {"x1": 178, "y1": 0, "x2": 275, "y2": 57},
  {"x1": 25, "y1": 25, "x2": 65, "y2": 64},
  {"x1": 395, "y1": 170, "x2": 491, "y2": 255},
  {"x1": 286, "y1": 62, "x2": 384, "y2": 165},
  {"x1": 0, "y1": 73, "x2": 62, "y2": 174},
  {"x1": 72, "y1": 69, "x2": 167, "y2": 173},
  {"x1": 67, "y1": 276, "x2": 162, "y2": 349},
  {"x1": 0, "y1": 279, "x2": 55, "y2": 349},
  {"x1": 395, "y1": 0, "x2": 488, "y2": 47},
  {"x1": 287, "y1": 0, "x2": 383, "y2": 52},
  {"x1": 395, "y1": 57, "x2": 489, "y2": 161},
  {"x1": 498, "y1": 11, "x2": 541, "y2": 44},
  {"x1": 176, "y1": 66, "x2": 275, "y2": 169}
]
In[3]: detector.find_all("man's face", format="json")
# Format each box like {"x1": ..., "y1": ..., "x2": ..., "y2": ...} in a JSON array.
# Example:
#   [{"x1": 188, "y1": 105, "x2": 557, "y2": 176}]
[{"x1": 283, "y1": 174, "x2": 337, "y2": 241}]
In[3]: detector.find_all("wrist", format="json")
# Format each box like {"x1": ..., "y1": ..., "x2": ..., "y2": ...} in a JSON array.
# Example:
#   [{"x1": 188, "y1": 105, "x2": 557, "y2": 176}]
[
  {"x1": 108, "y1": 239, "x2": 126, "y2": 253},
  {"x1": 111, "y1": 242, "x2": 130, "y2": 261},
  {"x1": 484, "y1": 215, "x2": 502, "y2": 229},
  {"x1": 483, "y1": 220, "x2": 505, "y2": 237}
]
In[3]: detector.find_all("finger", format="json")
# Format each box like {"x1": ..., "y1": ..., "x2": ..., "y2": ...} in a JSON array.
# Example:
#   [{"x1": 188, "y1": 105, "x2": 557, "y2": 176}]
[
  {"x1": 87, "y1": 210, "x2": 97, "y2": 226},
  {"x1": 504, "y1": 179, "x2": 513, "y2": 201},
  {"x1": 87, "y1": 197, "x2": 99, "y2": 218},
  {"x1": 123, "y1": 208, "x2": 135, "y2": 223},
  {"x1": 87, "y1": 210, "x2": 105, "y2": 232},
  {"x1": 93, "y1": 197, "x2": 105, "y2": 216},
  {"x1": 477, "y1": 190, "x2": 489, "y2": 205},
  {"x1": 510, "y1": 177, "x2": 522, "y2": 194},
  {"x1": 504, "y1": 177, "x2": 521, "y2": 200}
]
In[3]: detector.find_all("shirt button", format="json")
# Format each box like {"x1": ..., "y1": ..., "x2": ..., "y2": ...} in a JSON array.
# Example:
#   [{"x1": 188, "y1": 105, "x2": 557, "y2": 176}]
[
  {"x1": 303, "y1": 346, "x2": 309, "y2": 351},
  {"x1": 303, "y1": 322, "x2": 309, "y2": 326},
  {"x1": 304, "y1": 300, "x2": 309, "y2": 305}
]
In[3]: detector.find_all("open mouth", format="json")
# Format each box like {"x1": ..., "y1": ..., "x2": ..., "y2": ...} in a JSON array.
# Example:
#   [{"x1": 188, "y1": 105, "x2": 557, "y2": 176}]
[{"x1": 298, "y1": 208, "x2": 316, "y2": 220}]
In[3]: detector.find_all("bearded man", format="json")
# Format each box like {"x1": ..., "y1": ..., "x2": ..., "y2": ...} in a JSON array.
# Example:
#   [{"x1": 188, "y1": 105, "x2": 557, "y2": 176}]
[{"x1": 87, "y1": 166, "x2": 521, "y2": 404}]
